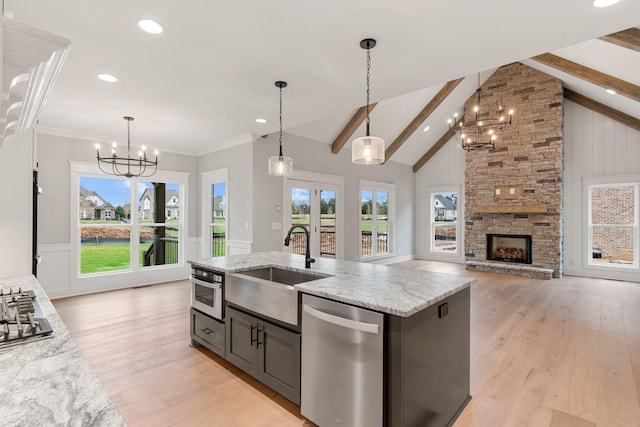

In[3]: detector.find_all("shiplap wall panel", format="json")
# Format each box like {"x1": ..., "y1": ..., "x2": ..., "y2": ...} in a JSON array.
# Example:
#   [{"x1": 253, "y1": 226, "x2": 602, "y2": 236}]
[
  {"x1": 563, "y1": 99, "x2": 640, "y2": 281},
  {"x1": 414, "y1": 137, "x2": 465, "y2": 261}
]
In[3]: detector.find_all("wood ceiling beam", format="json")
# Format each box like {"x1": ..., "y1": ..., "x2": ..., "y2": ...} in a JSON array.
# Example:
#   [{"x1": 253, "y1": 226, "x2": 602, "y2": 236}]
[
  {"x1": 413, "y1": 126, "x2": 457, "y2": 173},
  {"x1": 564, "y1": 88, "x2": 640, "y2": 132},
  {"x1": 384, "y1": 78, "x2": 464, "y2": 163},
  {"x1": 599, "y1": 27, "x2": 640, "y2": 53},
  {"x1": 330, "y1": 103, "x2": 378, "y2": 154},
  {"x1": 532, "y1": 53, "x2": 640, "y2": 102}
]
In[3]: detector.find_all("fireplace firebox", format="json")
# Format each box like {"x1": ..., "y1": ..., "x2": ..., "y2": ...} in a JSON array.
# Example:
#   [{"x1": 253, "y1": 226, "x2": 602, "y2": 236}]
[{"x1": 486, "y1": 234, "x2": 532, "y2": 264}]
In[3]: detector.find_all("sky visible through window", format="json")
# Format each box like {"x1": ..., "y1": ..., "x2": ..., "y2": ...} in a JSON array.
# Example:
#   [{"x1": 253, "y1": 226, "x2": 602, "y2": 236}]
[
  {"x1": 361, "y1": 190, "x2": 387, "y2": 204},
  {"x1": 291, "y1": 188, "x2": 336, "y2": 205},
  {"x1": 80, "y1": 177, "x2": 178, "y2": 207}
]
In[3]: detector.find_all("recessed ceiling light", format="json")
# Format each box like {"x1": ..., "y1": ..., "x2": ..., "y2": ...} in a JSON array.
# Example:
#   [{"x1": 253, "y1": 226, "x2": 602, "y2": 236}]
[
  {"x1": 606, "y1": 88, "x2": 617, "y2": 95},
  {"x1": 97, "y1": 73, "x2": 118, "y2": 83},
  {"x1": 138, "y1": 19, "x2": 163, "y2": 34},
  {"x1": 256, "y1": 118, "x2": 267, "y2": 124},
  {"x1": 423, "y1": 126, "x2": 430, "y2": 132},
  {"x1": 593, "y1": 0, "x2": 621, "y2": 7}
]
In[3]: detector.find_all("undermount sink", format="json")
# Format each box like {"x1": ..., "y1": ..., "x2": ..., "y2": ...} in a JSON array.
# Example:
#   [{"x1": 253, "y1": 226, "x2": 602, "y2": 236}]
[
  {"x1": 237, "y1": 266, "x2": 329, "y2": 285},
  {"x1": 226, "y1": 266, "x2": 332, "y2": 326}
]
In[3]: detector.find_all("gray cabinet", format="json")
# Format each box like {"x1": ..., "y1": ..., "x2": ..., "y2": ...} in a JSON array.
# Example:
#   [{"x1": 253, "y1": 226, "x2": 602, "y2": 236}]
[
  {"x1": 191, "y1": 308, "x2": 225, "y2": 358},
  {"x1": 226, "y1": 306, "x2": 301, "y2": 404}
]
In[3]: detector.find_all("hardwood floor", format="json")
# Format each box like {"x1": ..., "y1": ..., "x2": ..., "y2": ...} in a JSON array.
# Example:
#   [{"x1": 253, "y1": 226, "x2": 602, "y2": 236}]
[{"x1": 52, "y1": 262, "x2": 640, "y2": 426}]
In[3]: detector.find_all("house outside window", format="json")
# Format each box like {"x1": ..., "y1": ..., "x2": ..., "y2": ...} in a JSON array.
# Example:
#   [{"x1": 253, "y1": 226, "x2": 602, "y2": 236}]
[
  {"x1": 360, "y1": 180, "x2": 395, "y2": 260},
  {"x1": 430, "y1": 192, "x2": 458, "y2": 254},
  {"x1": 587, "y1": 179, "x2": 638, "y2": 269}
]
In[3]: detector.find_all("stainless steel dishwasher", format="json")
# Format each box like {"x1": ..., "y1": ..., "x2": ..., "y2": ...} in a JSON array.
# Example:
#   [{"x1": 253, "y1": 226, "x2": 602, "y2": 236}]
[{"x1": 301, "y1": 294, "x2": 384, "y2": 427}]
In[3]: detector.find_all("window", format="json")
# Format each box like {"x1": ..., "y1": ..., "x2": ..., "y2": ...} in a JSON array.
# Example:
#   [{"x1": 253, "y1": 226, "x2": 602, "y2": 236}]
[
  {"x1": 587, "y1": 181, "x2": 638, "y2": 269},
  {"x1": 79, "y1": 176, "x2": 131, "y2": 274},
  {"x1": 360, "y1": 180, "x2": 395, "y2": 259},
  {"x1": 210, "y1": 181, "x2": 227, "y2": 257},
  {"x1": 138, "y1": 181, "x2": 182, "y2": 268},
  {"x1": 202, "y1": 169, "x2": 228, "y2": 258},
  {"x1": 430, "y1": 192, "x2": 459, "y2": 254},
  {"x1": 74, "y1": 164, "x2": 186, "y2": 277}
]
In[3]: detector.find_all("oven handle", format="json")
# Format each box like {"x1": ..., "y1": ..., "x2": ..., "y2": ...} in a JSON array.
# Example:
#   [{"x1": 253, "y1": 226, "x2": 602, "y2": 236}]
[{"x1": 190, "y1": 277, "x2": 222, "y2": 290}]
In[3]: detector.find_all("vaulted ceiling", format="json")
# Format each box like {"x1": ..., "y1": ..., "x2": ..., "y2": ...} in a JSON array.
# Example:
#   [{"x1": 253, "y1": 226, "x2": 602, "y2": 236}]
[{"x1": 9, "y1": 1, "x2": 640, "y2": 168}]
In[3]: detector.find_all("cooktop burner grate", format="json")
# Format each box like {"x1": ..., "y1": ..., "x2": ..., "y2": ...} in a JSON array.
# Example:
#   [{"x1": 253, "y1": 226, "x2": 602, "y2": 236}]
[{"x1": 0, "y1": 288, "x2": 53, "y2": 348}]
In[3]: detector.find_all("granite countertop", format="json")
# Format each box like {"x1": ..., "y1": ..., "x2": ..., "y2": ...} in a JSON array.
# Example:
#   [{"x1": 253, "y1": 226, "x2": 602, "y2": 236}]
[
  {"x1": 189, "y1": 252, "x2": 475, "y2": 317},
  {"x1": 0, "y1": 275, "x2": 126, "y2": 427}
]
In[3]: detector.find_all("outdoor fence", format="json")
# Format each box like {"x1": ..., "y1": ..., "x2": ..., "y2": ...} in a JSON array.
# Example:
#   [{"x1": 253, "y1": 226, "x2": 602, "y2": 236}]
[
  {"x1": 212, "y1": 233, "x2": 226, "y2": 257},
  {"x1": 143, "y1": 237, "x2": 179, "y2": 266},
  {"x1": 361, "y1": 231, "x2": 388, "y2": 255}
]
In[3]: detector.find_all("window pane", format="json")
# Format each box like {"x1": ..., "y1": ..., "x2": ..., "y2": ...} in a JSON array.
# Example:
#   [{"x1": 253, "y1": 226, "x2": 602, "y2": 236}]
[
  {"x1": 320, "y1": 189, "x2": 336, "y2": 256},
  {"x1": 432, "y1": 193, "x2": 458, "y2": 253},
  {"x1": 211, "y1": 182, "x2": 226, "y2": 257},
  {"x1": 361, "y1": 190, "x2": 373, "y2": 255},
  {"x1": 290, "y1": 187, "x2": 311, "y2": 255},
  {"x1": 589, "y1": 183, "x2": 637, "y2": 267},
  {"x1": 139, "y1": 225, "x2": 179, "y2": 267},
  {"x1": 591, "y1": 226, "x2": 635, "y2": 265},
  {"x1": 376, "y1": 192, "x2": 389, "y2": 254},
  {"x1": 591, "y1": 185, "x2": 635, "y2": 225},
  {"x1": 138, "y1": 181, "x2": 179, "y2": 223},
  {"x1": 212, "y1": 182, "x2": 226, "y2": 224},
  {"x1": 211, "y1": 225, "x2": 226, "y2": 257},
  {"x1": 80, "y1": 226, "x2": 131, "y2": 274},
  {"x1": 79, "y1": 176, "x2": 129, "y2": 222}
]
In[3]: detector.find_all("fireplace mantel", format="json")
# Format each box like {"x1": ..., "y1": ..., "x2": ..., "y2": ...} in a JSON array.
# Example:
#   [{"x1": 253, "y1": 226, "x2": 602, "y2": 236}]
[{"x1": 471, "y1": 204, "x2": 547, "y2": 214}]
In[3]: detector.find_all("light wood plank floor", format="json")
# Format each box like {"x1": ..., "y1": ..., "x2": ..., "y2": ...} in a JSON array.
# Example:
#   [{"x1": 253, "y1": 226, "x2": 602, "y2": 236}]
[{"x1": 52, "y1": 261, "x2": 640, "y2": 427}]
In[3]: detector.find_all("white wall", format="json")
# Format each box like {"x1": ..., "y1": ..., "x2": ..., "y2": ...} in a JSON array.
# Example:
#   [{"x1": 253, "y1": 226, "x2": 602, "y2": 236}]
[
  {"x1": 414, "y1": 137, "x2": 465, "y2": 263},
  {"x1": 563, "y1": 100, "x2": 640, "y2": 281},
  {"x1": 0, "y1": 131, "x2": 34, "y2": 277},
  {"x1": 198, "y1": 142, "x2": 253, "y2": 254},
  {"x1": 36, "y1": 133, "x2": 199, "y2": 297},
  {"x1": 252, "y1": 132, "x2": 415, "y2": 262}
]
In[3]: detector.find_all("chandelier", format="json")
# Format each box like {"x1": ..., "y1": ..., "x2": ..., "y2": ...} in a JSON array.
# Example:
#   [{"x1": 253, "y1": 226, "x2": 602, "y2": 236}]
[
  {"x1": 449, "y1": 73, "x2": 513, "y2": 151},
  {"x1": 352, "y1": 38, "x2": 384, "y2": 165},
  {"x1": 96, "y1": 116, "x2": 158, "y2": 178},
  {"x1": 268, "y1": 81, "x2": 293, "y2": 176}
]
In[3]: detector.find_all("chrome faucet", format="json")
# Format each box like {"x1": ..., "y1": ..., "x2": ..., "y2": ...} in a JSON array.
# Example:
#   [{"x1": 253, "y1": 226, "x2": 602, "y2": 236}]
[{"x1": 284, "y1": 225, "x2": 315, "y2": 268}]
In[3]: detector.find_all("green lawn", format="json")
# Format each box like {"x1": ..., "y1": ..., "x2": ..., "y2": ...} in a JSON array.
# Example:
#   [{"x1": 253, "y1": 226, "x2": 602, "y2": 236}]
[
  {"x1": 81, "y1": 242, "x2": 151, "y2": 274},
  {"x1": 360, "y1": 219, "x2": 389, "y2": 234}
]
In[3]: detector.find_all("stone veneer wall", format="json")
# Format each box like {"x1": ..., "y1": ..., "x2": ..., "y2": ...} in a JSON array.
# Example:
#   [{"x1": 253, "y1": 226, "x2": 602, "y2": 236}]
[{"x1": 464, "y1": 62, "x2": 563, "y2": 278}]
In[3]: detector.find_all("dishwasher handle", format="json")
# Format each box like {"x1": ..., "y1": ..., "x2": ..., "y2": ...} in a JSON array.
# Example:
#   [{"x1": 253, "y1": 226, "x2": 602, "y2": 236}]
[{"x1": 303, "y1": 304, "x2": 380, "y2": 334}]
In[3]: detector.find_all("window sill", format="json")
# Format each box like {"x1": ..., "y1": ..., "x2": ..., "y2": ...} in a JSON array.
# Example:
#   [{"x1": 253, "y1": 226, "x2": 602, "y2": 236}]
[{"x1": 361, "y1": 253, "x2": 394, "y2": 263}]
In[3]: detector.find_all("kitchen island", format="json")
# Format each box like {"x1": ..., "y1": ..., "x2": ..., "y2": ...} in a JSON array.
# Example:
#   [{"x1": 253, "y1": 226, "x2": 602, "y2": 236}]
[
  {"x1": 0, "y1": 275, "x2": 126, "y2": 427},
  {"x1": 190, "y1": 251, "x2": 475, "y2": 427}
]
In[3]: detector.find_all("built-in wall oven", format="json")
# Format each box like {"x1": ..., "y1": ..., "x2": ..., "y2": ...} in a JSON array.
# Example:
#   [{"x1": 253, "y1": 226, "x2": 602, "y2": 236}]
[{"x1": 191, "y1": 268, "x2": 224, "y2": 320}]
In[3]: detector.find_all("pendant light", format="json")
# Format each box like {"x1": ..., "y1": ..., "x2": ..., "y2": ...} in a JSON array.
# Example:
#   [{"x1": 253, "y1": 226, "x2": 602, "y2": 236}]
[
  {"x1": 352, "y1": 38, "x2": 384, "y2": 165},
  {"x1": 268, "y1": 81, "x2": 293, "y2": 176}
]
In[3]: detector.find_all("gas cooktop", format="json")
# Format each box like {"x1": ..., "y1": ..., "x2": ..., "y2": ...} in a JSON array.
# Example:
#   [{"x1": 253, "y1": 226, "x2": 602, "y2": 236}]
[{"x1": 0, "y1": 288, "x2": 53, "y2": 349}]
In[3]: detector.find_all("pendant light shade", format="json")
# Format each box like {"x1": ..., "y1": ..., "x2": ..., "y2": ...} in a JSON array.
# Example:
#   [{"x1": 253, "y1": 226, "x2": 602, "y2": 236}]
[
  {"x1": 268, "y1": 81, "x2": 293, "y2": 176},
  {"x1": 268, "y1": 154, "x2": 293, "y2": 176},
  {"x1": 352, "y1": 135, "x2": 385, "y2": 165},
  {"x1": 352, "y1": 38, "x2": 385, "y2": 165}
]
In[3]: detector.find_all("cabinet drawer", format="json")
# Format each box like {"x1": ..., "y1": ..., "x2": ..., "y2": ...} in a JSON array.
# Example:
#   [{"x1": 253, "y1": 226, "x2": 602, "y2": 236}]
[{"x1": 191, "y1": 308, "x2": 225, "y2": 357}]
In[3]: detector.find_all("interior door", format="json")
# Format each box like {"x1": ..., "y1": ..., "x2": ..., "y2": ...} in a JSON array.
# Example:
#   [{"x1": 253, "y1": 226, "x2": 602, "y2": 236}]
[{"x1": 285, "y1": 179, "x2": 340, "y2": 259}]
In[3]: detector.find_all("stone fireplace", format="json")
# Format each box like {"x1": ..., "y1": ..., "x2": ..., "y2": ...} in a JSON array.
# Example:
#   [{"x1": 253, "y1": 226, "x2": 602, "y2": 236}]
[{"x1": 464, "y1": 63, "x2": 563, "y2": 279}]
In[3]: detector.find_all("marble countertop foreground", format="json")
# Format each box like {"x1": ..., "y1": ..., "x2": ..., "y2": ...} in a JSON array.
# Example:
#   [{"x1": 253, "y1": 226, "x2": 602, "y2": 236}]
[
  {"x1": 0, "y1": 275, "x2": 126, "y2": 427},
  {"x1": 190, "y1": 252, "x2": 475, "y2": 317}
]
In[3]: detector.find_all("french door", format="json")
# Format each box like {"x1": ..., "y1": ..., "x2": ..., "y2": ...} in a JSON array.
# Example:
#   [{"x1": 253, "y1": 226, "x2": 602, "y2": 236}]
[{"x1": 284, "y1": 177, "x2": 342, "y2": 259}]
